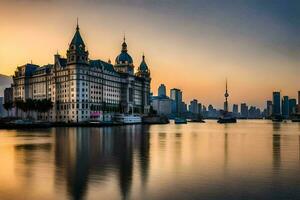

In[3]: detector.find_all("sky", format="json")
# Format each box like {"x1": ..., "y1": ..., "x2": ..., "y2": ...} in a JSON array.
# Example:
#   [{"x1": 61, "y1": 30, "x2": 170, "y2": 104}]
[{"x1": 0, "y1": 0, "x2": 299, "y2": 109}]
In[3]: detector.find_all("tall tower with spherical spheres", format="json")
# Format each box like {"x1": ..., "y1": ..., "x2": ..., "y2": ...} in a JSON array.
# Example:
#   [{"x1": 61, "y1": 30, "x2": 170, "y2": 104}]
[{"x1": 224, "y1": 79, "x2": 229, "y2": 112}]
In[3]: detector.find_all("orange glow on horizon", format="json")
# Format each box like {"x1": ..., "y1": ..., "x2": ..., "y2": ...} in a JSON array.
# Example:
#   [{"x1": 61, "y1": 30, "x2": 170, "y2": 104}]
[{"x1": 0, "y1": 1, "x2": 299, "y2": 108}]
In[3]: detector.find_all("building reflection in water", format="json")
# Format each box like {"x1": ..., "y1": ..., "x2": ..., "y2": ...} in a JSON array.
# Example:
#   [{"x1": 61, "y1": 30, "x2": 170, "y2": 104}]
[
  {"x1": 54, "y1": 125, "x2": 150, "y2": 200},
  {"x1": 272, "y1": 123, "x2": 281, "y2": 173}
]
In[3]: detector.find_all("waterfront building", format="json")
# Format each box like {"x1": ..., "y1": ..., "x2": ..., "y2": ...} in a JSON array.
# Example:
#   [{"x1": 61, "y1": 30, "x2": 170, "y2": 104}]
[
  {"x1": 9, "y1": 23, "x2": 151, "y2": 122},
  {"x1": 272, "y1": 92, "x2": 281, "y2": 116},
  {"x1": 198, "y1": 103, "x2": 202, "y2": 115},
  {"x1": 282, "y1": 96, "x2": 289, "y2": 118},
  {"x1": 158, "y1": 84, "x2": 167, "y2": 97},
  {"x1": 189, "y1": 99, "x2": 199, "y2": 114},
  {"x1": 248, "y1": 106, "x2": 261, "y2": 119},
  {"x1": 289, "y1": 99, "x2": 297, "y2": 115},
  {"x1": 151, "y1": 84, "x2": 172, "y2": 115},
  {"x1": 207, "y1": 104, "x2": 218, "y2": 118},
  {"x1": 232, "y1": 104, "x2": 238, "y2": 117},
  {"x1": 241, "y1": 103, "x2": 248, "y2": 118},
  {"x1": 181, "y1": 102, "x2": 188, "y2": 113},
  {"x1": 151, "y1": 96, "x2": 172, "y2": 115},
  {"x1": 266, "y1": 100, "x2": 272, "y2": 118},
  {"x1": 170, "y1": 88, "x2": 182, "y2": 115}
]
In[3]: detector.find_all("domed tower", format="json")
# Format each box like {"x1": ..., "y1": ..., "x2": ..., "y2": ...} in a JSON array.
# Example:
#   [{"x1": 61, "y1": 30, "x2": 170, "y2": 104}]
[
  {"x1": 66, "y1": 22, "x2": 89, "y2": 65},
  {"x1": 114, "y1": 36, "x2": 134, "y2": 75},
  {"x1": 136, "y1": 54, "x2": 150, "y2": 78}
]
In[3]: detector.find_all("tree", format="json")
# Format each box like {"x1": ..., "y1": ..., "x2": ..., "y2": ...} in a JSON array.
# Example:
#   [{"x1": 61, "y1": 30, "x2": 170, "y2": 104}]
[
  {"x1": 15, "y1": 99, "x2": 26, "y2": 118},
  {"x1": 3, "y1": 101, "x2": 13, "y2": 117},
  {"x1": 26, "y1": 98, "x2": 35, "y2": 118},
  {"x1": 35, "y1": 99, "x2": 53, "y2": 120}
]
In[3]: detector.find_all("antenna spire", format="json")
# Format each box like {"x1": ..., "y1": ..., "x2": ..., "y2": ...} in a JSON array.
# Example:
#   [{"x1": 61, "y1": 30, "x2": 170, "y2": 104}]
[{"x1": 226, "y1": 78, "x2": 228, "y2": 93}]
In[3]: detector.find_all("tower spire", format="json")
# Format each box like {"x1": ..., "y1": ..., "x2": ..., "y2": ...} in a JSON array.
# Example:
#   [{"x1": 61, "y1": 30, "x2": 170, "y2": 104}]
[
  {"x1": 121, "y1": 33, "x2": 128, "y2": 52},
  {"x1": 76, "y1": 17, "x2": 79, "y2": 31},
  {"x1": 224, "y1": 78, "x2": 229, "y2": 112},
  {"x1": 226, "y1": 78, "x2": 228, "y2": 96}
]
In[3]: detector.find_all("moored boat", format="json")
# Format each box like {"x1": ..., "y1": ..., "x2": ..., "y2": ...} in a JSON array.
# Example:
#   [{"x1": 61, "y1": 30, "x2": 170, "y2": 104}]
[
  {"x1": 174, "y1": 118, "x2": 187, "y2": 124},
  {"x1": 114, "y1": 114, "x2": 142, "y2": 124}
]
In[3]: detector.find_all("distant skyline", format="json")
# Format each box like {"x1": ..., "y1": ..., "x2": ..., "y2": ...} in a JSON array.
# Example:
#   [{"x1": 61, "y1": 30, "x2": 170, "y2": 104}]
[{"x1": 0, "y1": 0, "x2": 299, "y2": 108}]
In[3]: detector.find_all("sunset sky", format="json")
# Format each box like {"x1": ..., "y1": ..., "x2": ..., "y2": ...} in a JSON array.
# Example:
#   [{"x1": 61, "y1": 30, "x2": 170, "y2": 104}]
[{"x1": 0, "y1": 0, "x2": 299, "y2": 108}]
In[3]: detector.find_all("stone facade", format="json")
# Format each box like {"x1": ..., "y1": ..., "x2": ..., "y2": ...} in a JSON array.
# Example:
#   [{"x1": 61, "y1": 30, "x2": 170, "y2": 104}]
[{"x1": 10, "y1": 24, "x2": 151, "y2": 122}]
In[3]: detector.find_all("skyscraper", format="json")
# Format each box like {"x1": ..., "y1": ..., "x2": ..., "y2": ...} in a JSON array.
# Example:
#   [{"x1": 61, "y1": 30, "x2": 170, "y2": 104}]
[
  {"x1": 241, "y1": 103, "x2": 248, "y2": 118},
  {"x1": 189, "y1": 99, "x2": 199, "y2": 114},
  {"x1": 272, "y1": 92, "x2": 281, "y2": 116},
  {"x1": 170, "y1": 88, "x2": 182, "y2": 115},
  {"x1": 232, "y1": 104, "x2": 238, "y2": 116},
  {"x1": 266, "y1": 100, "x2": 272, "y2": 118},
  {"x1": 289, "y1": 99, "x2": 297, "y2": 115},
  {"x1": 158, "y1": 84, "x2": 167, "y2": 97},
  {"x1": 282, "y1": 96, "x2": 289, "y2": 118}
]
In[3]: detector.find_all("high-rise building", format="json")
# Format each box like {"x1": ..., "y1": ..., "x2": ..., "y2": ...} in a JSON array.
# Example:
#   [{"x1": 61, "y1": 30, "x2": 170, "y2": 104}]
[
  {"x1": 158, "y1": 84, "x2": 166, "y2": 97},
  {"x1": 181, "y1": 102, "x2": 187, "y2": 113},
  {"x1": 170, "y1": 88, "x2": 182, "y2": 115},
  {"x1": 198, "y1": 103, "x2": 202, "y2": 115},
  {"x1": 241, "y1": 103, "x2": 248, "y2": 118},
  {"x1": 282, "y1": 96, "x2": 289, "y2": 118},
  {"x1": 232, "y1": 104, "x2": 238, "y2": 116},
  {"x1": 266, "y1": 100, "x2": 272, "y2": 118},
  {"x1": 151, "y1": 96, "x2": 172, "y2": 115},
  {"x1": 289, "y1": 99, "x2": 297, "y2": 115},
  {"x1": 189, "y1": 99, "x2": 199, "y2": 114},
  {"x1": 272, "y1": 92, "x2": 281, "y2": 116}
]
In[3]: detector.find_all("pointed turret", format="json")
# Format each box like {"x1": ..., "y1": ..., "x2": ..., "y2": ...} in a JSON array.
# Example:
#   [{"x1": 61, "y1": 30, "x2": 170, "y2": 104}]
[
  {"x1": 66, "y1": 20, "x2": 89, "y2": 65},
  {"x1": 70, "y1": 24, "x2": 85, "y2": 48},
  {"x1": 136, "y1": 54, "x2": 150, "y2": 78}
]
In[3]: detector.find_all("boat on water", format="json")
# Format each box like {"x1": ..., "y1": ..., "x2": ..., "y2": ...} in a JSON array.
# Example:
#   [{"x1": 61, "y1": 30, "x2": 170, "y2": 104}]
[
  {"x1": 188, "y1": 118, "x2": 205, "y2": 123},
  {"x1": 217, "y1": 113, "x2": 237, "y2": 124},
  {"x1": 174, "y1": 118, "x2": 187, "y2": 124},
  {"x1": 291, "y1": 115, "x2": 300, "y2": 122},
  {"x1": 188, "y1": 114, "x2": 205, "y2": 123},
  {"x1": 272, "y1": 115, "x2": 283, "y2": 122},
  {"x1": 114, "y1": 114, "x2": 142, "y2": 124}
]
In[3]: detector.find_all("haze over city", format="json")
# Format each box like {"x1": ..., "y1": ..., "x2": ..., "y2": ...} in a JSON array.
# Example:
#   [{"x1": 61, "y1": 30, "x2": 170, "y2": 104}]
[{"x1": 0, "y1": 0, "x2": 299, "y2": 108}]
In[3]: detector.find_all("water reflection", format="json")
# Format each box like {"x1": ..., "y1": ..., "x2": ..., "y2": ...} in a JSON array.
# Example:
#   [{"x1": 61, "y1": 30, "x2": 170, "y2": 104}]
[
  {"x1": 272, "y1": 123, "x2": 281, "y2": 172},
  {"x1": 54, "y1": 125, "x2": 150, "y2": 200},
  {"x1": 2, "y1": 121, "x2": 300, "y2": 200}
]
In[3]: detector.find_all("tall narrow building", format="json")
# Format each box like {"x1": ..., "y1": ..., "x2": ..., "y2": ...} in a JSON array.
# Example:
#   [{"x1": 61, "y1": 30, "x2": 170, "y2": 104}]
[
  {"x1": 224, "y1": 79, "x2": 229, "y2": 112},
  {"x1": 272, "y1": 92, "x2": 281, "y2": 116}
]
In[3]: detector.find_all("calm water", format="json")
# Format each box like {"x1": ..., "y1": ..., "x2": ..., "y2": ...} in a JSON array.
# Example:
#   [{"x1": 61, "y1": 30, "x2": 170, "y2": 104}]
[{"x1": 0, "y1": 120, "x2": 300, "y2": 200}]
